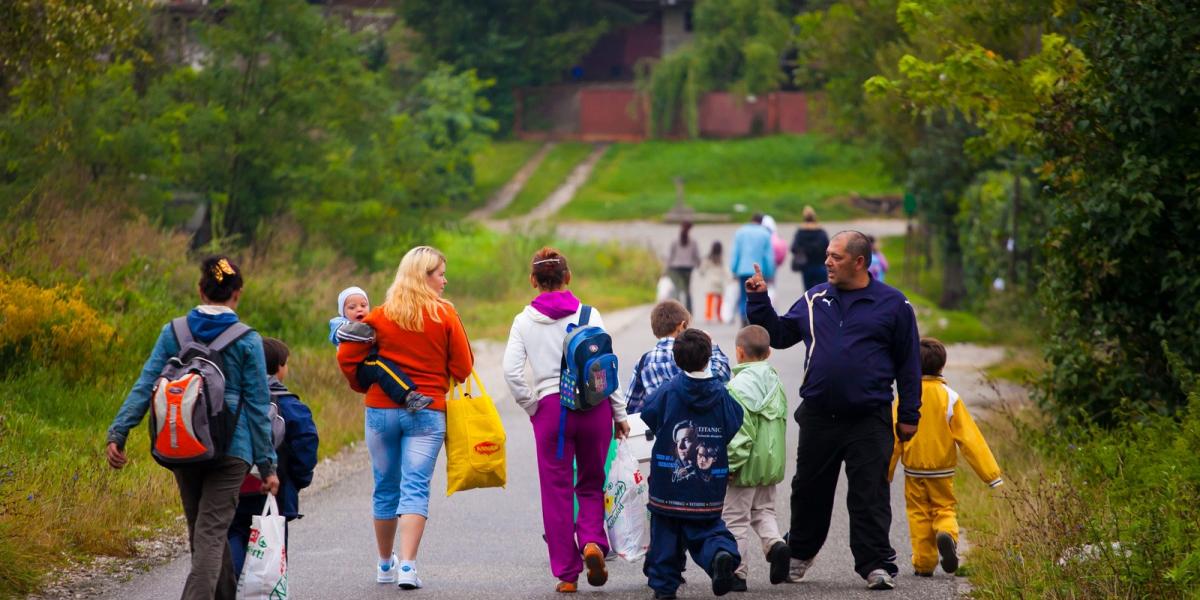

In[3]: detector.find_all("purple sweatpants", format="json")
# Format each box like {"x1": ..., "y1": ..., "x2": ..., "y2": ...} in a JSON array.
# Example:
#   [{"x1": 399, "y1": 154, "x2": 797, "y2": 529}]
[{"x1": 530, "y1": 394, "x2": 613, "y2": 582}]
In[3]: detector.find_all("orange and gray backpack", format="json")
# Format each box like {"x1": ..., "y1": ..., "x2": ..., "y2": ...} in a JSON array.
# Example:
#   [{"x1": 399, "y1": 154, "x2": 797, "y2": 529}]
[{"x1": 149, "y1": 317, "x2": 252, "y2": 467}]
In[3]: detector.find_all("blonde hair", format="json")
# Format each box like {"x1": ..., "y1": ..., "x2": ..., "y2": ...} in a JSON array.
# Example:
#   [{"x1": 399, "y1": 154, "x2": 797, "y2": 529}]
[{"x1": 382, "y1": 246, "x2": 449, "y2": 331}]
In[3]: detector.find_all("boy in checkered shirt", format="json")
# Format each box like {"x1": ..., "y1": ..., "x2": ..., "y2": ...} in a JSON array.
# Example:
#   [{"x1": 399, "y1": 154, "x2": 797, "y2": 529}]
[{"x1": 626, "y1": 300, "x2": 732, "y2": 414}]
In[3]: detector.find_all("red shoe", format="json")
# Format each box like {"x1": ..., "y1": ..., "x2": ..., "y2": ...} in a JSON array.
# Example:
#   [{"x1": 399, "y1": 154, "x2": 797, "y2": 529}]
[
  {"x1": 582, "y1": 543, "x2": 608, "y2": 587},
  {"x1": 556, "y1": 580, "x2": 578, "y2": 593}
]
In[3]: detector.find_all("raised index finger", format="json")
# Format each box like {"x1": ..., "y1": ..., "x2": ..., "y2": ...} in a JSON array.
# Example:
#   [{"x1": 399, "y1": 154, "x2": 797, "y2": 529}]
[{"x1": 753, "y1": 263, "x2": 763, "y2": 277}]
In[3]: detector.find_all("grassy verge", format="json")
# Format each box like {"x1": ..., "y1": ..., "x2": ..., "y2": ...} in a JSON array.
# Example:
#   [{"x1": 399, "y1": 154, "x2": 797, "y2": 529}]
[
  {"x1": 559, "y1": 134, "x2": 896, "y2": 221},
  {"x1": 471, "y1": 140, "x2": 542, "y2": 205},
  {"x1": 494, "y1": 142, "x2": 595, "y2": 218},
  {"x1": 955, "y1": 375, "x2": 1200, "y2": 598},
  {"x1": 0, "y1": 202, "x2": 655, "y2": 597}
]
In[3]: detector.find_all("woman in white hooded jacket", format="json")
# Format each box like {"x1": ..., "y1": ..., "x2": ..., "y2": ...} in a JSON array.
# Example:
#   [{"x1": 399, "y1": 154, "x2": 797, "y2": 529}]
[{"x1": 503, "y1": 247, "x2": 630, "y2": 594}]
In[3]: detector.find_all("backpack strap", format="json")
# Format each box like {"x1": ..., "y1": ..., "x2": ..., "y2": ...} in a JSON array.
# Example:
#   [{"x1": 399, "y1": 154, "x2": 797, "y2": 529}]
[
  {"x1": 208, "y1": 322, "x2": 253, "y2": 352},
  {"x1": 170, "y1": 317, "x2": 193, "y2": 348},
  {"x1": 579, "y1": 305, "x2": 592, "y2": 327}
]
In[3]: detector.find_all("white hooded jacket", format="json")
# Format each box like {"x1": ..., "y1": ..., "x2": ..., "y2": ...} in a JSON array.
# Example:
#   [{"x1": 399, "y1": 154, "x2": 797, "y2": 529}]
[{"x1": 502, "y1": 303, "x2": 628, "y2": 421}]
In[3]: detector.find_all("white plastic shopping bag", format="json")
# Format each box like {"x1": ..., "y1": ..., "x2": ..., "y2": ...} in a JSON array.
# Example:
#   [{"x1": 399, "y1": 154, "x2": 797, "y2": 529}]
[
  {"x1": 656, "y1": 275, "x2": 675, "y2": 303},
  {"x1": 603, "y1": 440, "x2": 650, "y2": 561},
  {"x1": 720, "y1": 280, "x2": 740, "y2": 323},
  {"x1": 237, "y1": 493, "x2": 288, "y2": 600}
]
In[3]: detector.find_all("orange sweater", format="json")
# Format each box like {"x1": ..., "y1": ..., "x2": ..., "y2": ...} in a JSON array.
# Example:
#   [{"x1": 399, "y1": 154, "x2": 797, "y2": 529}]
[{"x1": 337, "y1": 303, "x2": 473, "y2": 411}]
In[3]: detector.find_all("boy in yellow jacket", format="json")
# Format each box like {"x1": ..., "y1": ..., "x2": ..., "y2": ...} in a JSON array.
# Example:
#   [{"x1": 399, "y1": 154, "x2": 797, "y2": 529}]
[{"x1": 888, "y1": 337, "x2": 1002, "y2": 577}]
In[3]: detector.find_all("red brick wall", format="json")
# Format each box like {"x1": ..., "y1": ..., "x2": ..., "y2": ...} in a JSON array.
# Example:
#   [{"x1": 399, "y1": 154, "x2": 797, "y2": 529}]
[
  {"x1": 515, "y1": 87, "x2": 821, "y2": 141},
  {"x1": 578, "y1": 88, "x2": 645, "y2": 141}
]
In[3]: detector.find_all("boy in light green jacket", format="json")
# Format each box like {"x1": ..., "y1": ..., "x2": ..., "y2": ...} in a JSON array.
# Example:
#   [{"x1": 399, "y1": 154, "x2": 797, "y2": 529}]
[{"x1": 722, "y1": 325, "x2": 791, "y2": 590}]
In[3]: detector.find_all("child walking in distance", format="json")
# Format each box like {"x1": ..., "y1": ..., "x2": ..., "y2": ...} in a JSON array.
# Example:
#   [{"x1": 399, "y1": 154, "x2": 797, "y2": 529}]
[
  {"x1": 722, "y1": 325, "x2": 791, "y2": 590},
  {"x1": 697, "y1": 241, "x2": 726, "y2": 324},
  {"x1": 626, "y1": 300, "x2": 731, "y2": 414},
  {"x1": 889, "y1": 337, "x2": 1003, "y2": 576},
  {"x1": 640, "y1": 329, "x2": 745, "y2": 599},
  {"x1": 329, "y1": 286, "x2": 431, "y2": 411},
  {"x1": 228, "y1": 338, "x2": 319, "y2": 578}
]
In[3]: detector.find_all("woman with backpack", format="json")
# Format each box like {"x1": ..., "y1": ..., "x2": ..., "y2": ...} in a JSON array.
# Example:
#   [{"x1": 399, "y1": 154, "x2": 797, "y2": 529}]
[
  {"x1": 105, "y1": 255, "x2": 278, "y2": 600},
  {"x1": 336, "y1": 245, "x2": 473, "y2": 590},
  {"x1": 502, "y1": 247, "x2": 631, "y2": 594}
]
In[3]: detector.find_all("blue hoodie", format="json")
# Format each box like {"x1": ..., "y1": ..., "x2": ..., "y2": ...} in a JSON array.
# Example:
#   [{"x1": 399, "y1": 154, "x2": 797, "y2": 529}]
[
  {"x1": 639, "y1": 372, "x2": 744, "y2": 519},
  {"x1": 108, "y1": 307, "x2": 277, "y2": 476}
]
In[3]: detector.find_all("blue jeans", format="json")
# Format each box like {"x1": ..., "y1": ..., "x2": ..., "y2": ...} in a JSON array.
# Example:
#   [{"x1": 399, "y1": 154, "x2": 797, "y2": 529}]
[{"x1": 365, "y1": 407, "x2": 445, "y2": 519}]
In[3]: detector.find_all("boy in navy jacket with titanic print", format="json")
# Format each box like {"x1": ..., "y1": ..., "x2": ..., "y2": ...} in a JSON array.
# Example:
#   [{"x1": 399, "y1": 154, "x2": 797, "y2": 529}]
[{"x1": 639, "y1": 329, "x2": 744, "y2": 599}]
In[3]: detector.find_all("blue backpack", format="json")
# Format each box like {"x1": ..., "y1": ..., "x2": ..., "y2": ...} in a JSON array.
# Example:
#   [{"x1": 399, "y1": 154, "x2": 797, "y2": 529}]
[
  {"x1": 555, "y1": 306, "x2": 619, "y2": 459},
  {"x1": 559, "y1": 305, "x2": 619, "y2": 411}
]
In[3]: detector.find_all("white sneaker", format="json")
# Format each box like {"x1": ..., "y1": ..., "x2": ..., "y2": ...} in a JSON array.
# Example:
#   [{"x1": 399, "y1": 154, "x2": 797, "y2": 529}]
[
  {"x1": 376, "y1": 553, "x2": 398, "y2": 583},
  {"x1": 866, "y1": 568, "x2": 896, "y2": 590},
  {"x1": 787, "y1": 557, "x2": 813, "y2": 583},
  {"x1": 396, "y1": 562, "x2": 423, "y2": 590}
]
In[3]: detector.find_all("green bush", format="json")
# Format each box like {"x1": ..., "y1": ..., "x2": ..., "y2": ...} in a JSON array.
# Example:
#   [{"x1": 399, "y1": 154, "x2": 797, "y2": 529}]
[
  {"x1": 1035, "y1": 0, "x2": 1200, "y2": 423},
  {"x1": 966, "y1": 355, "x2": 1200, "y2": 598}
]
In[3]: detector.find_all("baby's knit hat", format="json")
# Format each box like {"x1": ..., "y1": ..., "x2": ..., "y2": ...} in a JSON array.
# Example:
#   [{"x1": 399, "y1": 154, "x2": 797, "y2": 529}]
[{"x1": 337, "y1": 286, "x2": 369, "y2": 318}]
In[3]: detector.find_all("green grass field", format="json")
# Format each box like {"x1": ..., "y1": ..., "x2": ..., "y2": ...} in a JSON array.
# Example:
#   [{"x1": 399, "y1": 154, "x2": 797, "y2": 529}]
[
  {"x1": 471, "y1": 140, "x2": 543, "y2": 205},
  {"x1": 495, "y1": 142, "x2": 595, "y2": 218},
  {"x1": 560, "y1": 134, "x2": 897, "y2": 221}
]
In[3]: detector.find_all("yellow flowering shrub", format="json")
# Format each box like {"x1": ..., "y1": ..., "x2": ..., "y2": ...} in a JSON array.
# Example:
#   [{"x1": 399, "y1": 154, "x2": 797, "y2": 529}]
[{"x1": 0, "y1": 275, "x2": 117, "y2": 379}]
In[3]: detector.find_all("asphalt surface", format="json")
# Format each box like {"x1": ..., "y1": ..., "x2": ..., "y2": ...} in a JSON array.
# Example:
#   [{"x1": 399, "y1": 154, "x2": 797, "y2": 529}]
[{"x1": 103, "y1": 221, "x2": 966, "y2": 599}]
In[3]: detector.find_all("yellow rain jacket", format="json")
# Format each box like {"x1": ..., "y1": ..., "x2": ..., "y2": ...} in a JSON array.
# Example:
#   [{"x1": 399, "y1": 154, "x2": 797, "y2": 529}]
[{"x1": 888, "y1": 376, "x2": 1002, "y2": 487}]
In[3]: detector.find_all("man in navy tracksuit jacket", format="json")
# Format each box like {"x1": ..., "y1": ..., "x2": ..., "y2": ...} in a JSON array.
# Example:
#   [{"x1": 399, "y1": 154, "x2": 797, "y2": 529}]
[
  {"x1": 747, "y1": 230, "x2": 921, "y2": 590},
  {"x1": 640, "y1": 329, "x2": 745, "y2": 599}
]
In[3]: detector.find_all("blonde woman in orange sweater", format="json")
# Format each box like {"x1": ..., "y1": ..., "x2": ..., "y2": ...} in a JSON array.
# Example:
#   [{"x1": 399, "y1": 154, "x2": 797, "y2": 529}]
[{"x1": 337, "y1": 246, "x2": 474, "y2": 590}]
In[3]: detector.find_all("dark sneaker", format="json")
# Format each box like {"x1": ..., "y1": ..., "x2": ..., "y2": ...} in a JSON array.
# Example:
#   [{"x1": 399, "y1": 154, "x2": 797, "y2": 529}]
[
  {"x1": 404, "y1": 390, "x2": 433, "y2": 412},
  {"x1": 583, "y1": 542, "x2": 608, "y2": 587},
  {"x1": 653, "y1": 591, "x2": 678, "y2": 600},
  {"x1": 731, "y1": 575, "x2": 748, "y2": 592},
  {"x1": 711, "y1": 551, "x2": 736, "y2": 596},
  {"x1": 767, "y1": 541, "x2": 791, "y2": 584},
  {"x1": 914, "y1": 570, "x2": 933, "y2": 577},
  {"x1": 866, "y1": 568, "x2": 896, "y2": 590},
  {"x1": 937, "y1": 531, "x2": 959, "y2": 574}
]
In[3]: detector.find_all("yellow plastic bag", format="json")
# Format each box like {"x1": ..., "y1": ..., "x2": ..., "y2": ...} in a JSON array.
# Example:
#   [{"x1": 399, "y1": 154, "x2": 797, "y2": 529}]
[{"x1": 445, "y1": 371, "x2": 507, "y2": 496}]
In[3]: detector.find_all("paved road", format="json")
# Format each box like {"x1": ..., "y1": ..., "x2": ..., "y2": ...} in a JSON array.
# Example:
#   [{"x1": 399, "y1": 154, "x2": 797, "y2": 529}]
[{"x1": 103, "y1": 221, "x2": 970, "y2": 599}]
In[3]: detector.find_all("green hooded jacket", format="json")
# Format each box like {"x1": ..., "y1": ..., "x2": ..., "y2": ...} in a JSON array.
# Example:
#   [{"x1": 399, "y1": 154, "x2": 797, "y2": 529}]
[{"x1": 725, "y1": 361, "x2": 788, "y2": 487}]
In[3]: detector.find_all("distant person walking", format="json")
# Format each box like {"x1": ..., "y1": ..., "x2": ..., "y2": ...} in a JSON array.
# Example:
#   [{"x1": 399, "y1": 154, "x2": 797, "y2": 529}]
[
  {"x1": 790, "y1": 206, "x2": 830, "y2": 290},
  {"x1": 761, "y1": 215, "x2": 788, "y2": 274},
  {"x1": 867, "y1": 235, "x2": 890, "y2": 283},
  {"x1": 337, "y1": 245, "x2": 474, "y2": 590},
  {"x1": 502, "y1": 247, "x2": 630, "y2": 594},
  {"x1": 106, "y1": 256, "x2": 278, "y2": 600},
  {"x1": 730, "y1": 213, "x2": 775, "y2": 326},
  {"x1": 666, "y1": 221, "x2": 702, "y2": 313},
  {"x1": 697, "y1": 241, "x2": 726, "y2": 324},
  {"x1": 746, "y1": 230, "x2": 922, "y2": 591}
]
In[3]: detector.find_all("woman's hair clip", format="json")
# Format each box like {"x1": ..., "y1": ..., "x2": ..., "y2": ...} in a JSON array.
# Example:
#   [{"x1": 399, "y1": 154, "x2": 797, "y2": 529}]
[
  {"x1": 532, "y1": 258, "x2": 561, "y2": 266},
  {"x1": 211, "y1": 258, "x2": 236, "y2": 283}
]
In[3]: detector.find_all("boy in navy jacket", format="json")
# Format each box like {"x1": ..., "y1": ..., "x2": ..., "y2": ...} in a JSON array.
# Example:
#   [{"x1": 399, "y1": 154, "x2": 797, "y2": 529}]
[
  {"x1": 229, "y1": 337, "x2": 319, "y2": 578},
  {"x1": 639, "y1": 329, "x2": 745, "y2": 599}
]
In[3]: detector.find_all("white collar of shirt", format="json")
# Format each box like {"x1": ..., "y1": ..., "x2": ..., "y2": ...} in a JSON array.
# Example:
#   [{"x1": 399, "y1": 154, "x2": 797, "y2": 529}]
[
  {"x1": 195, "y1": 304, "x2": 235, "y2": 315},
  {"x1": 684, "y1": 367, "x2": 712, "y2": 379}
]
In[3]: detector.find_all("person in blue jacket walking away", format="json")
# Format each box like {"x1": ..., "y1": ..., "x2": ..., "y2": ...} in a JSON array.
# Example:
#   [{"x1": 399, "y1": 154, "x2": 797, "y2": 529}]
[
  {"x1": 730, "y1": 213, "x2": 775, "y2": 326},
  {"x1": 229, "y1": 337, "x2": 319, "y2": 579},
  {"x1": 639, "y1": 329, "x2": 745, "y2": 599},
  {"x1": 106, "y1": 256, "x2": 278, "y2": 600},
  {"x1": 746, "y1": 231, "x2": 922, "y2": 591}
]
